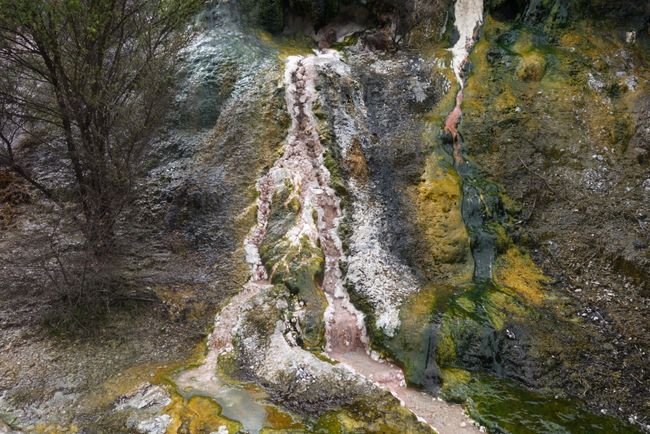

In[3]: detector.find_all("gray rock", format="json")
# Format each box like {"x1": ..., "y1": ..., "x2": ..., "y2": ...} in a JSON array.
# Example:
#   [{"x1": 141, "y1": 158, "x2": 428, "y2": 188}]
[
  {"x1": 0, "y1": 419, "x2": 21, "y2": 434},
  {"x1": 115, "y1": 383, "x2": 171, "y2": 411}
]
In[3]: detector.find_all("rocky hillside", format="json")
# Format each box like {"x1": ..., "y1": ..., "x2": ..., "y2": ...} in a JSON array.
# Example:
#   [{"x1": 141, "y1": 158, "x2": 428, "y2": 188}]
[{"x1": 0, "y1": 0, "x2": 648, "y2": 433}]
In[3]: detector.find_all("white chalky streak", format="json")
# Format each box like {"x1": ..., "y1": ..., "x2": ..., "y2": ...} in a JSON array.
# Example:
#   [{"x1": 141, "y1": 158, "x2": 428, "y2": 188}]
[{"x1": 449, "y1": 0, "x2": 484, "y2": 86}]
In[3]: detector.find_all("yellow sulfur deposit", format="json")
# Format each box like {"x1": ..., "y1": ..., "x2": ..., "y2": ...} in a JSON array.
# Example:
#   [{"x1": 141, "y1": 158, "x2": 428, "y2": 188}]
[
  {"x1": 408, "y1": 155, "x2": 474, "y2": 283},
  {"x1": 495, "y1": 247, "x2": 550, "y2": 305},
  {"x1": 165, "y1": 395, "x2": 242, "y2": 434}
]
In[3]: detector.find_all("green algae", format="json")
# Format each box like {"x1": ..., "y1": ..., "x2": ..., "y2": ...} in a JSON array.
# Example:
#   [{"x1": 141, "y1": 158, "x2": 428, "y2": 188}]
[
  {"x1": 313, "y1": 394, "x2": 433, "y2": 434},
  {"x1": 355, "y1": 276, "x2": 533, "y2": 392},
  {"x1": 376, "y1": 285, "x2": 442, "y2": 387},
  {"x1": 255, "y1": 179, "x2": 328, "y2": 350},
  {"x1": 487, "y1": 221, "x2": 510, "y2": 254},
  {"x1": 443, "y1": 373, "x2": 644, "y2": 434},
  {"x1": 434, "y1": 283, "x2": 528, "y2": 371},
  {"x1": 439, "y1": 368, "x2": 473, "y2": 403},
  {"x1": 415, "y1": 9, "x2": 650, "y2": 432},
  {"x1": 256, "y1": 30, "x2": 315, "y2": 58},
  {"x1": 262, "y1": 236, "x2": 328, "y2": 350}
]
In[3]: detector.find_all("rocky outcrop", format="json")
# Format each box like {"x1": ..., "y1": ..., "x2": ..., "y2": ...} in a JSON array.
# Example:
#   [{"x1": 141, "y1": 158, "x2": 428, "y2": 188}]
[
  {"x1": 488, "y1": 0, "x2": 650, "y2": 28},
  {"x1": 238, "y1": 0, "x2": 453, "y2": 47}
]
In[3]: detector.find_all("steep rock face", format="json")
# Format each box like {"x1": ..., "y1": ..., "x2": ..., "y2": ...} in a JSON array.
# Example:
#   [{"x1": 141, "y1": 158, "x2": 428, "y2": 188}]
[
  {"x1": 461, "y1": 1, "x2": 650, "y2": 423},
  {"x1": 238, "y1": 0, "x2": 453, "y2": 45},
  {"x1": 170, "y1": 1, "x2": 648, "y2": 431},
  {"x1": 169, "y1": 47, "x2": 453, "y2": 433},
  {"x1": 2, "y1": 0, "x2": 649, "y2": 433},
  {"x1": 0, "y1": 3, "x2": 292, "y2": 432},
  {"x1": 488, "y1": 0, "x2": 650, "y2": 27}
]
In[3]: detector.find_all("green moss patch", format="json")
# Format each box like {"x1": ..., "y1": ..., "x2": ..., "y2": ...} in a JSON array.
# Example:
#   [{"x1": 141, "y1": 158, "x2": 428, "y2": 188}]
[
  {"x1": 313, "y1": 393, "x2": 433, "y2": 433},
  {"x1": 446, "y1": 373, "x2": 644, "y2": 434}
]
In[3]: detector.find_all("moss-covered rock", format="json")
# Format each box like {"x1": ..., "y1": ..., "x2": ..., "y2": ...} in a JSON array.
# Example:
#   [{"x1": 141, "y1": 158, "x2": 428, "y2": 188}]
[
  {"x1": 266, "y1": 237, "x2": 328, "y2": 350},
  {"x1": 313, "y1": 393, "x2": 433, "y2": 433},
  {"x1": 257, "y1": 181, "x2": 328, "y2": 350},
  {"x1": 515, "y1": 52, "x2": 546, "y2": 81},
  {"x1": 453, "y1": 3, "x2": 650, "y2": 424},
  {"x1": 448, "y1": 373, "x2": 644, "y2": 434}
]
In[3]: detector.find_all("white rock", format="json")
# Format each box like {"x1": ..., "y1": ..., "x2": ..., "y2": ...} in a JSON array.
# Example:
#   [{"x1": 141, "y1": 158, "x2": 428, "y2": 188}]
[{"x1": 136, "y1": 415, "x2": 171, "y2": 434}]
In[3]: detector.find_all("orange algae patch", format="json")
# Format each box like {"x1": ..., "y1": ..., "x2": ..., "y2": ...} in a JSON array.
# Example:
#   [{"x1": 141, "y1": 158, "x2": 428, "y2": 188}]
[
  {"x1": 263, "y1": 406, "x2": 305, "y2": 431},
  {"x1": 495, "y1": 247, "x2": 550, "y2": 305},
  {"x1": 164, "y1": 395, "x2": 242, "y2": 434},
  {"x1": 515, "y1": 52, "x2": 546, "y2": 81},
  {"x1": 558, "y1": 32, "x2": 585, "y2": 51},
  {"x1": 494, "y1": 88, "x2": 517, "y2": 112},
  {"x1": 345, "y1": 139, "x2": 369, "y2": 181},
  {"x1": 33, "y1": 424, "x2": 79, "y2": 434}
]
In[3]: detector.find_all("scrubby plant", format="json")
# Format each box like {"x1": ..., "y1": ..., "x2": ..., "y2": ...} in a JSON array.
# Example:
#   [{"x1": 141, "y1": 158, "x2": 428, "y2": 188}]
[{"x1": 0, "y1": 0, "x2": 202, "y2": 257}]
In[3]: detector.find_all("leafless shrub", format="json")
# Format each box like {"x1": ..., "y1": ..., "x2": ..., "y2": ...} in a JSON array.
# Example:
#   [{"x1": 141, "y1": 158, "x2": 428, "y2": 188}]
[{"x1": 0, "y1": 0, "x2": 202, "y2": 258}]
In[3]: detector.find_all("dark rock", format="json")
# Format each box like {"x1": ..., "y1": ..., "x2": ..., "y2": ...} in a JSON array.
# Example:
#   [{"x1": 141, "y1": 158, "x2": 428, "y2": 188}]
[
  {"x1": 440, "y1": 129, "x2": 454, "y2": 145},
  {"x1": 486, "y1": 47, "x2": 504, "y2": 65},
  {"x1": 318, "y1": 28, "x2": 337, "y2": 49},
  {"x1": 489, "y1": 0, "x2": 528, "y2": 21},
  {"x1": 361, "y1": 30, "x2": 395, "y2": 52}
]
